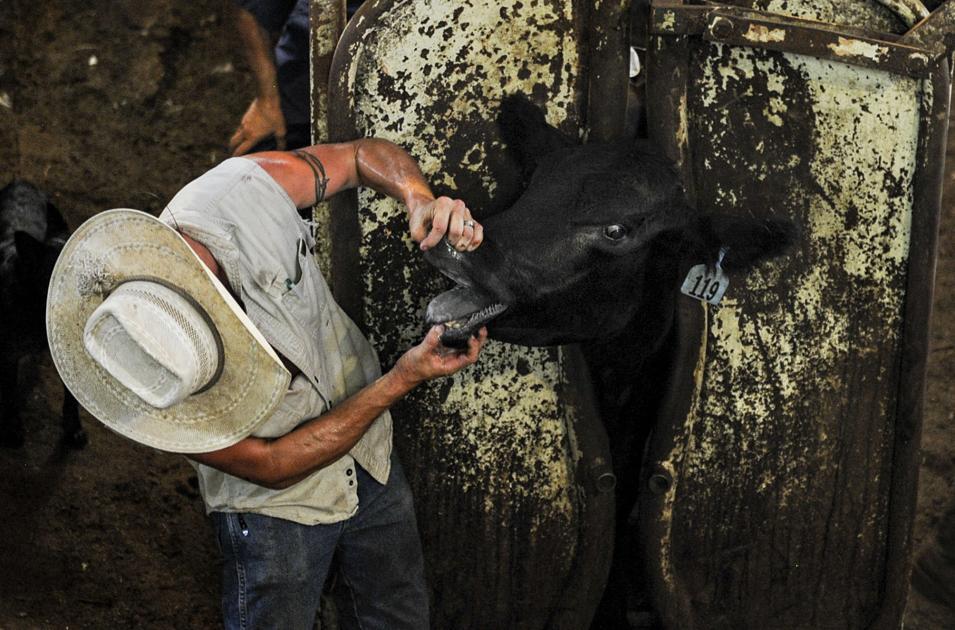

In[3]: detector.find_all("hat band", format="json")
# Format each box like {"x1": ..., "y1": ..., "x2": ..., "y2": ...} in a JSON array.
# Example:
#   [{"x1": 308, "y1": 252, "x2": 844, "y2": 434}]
[{"x1": 110, "y1": 275, "x2": 226, "y2": 395}]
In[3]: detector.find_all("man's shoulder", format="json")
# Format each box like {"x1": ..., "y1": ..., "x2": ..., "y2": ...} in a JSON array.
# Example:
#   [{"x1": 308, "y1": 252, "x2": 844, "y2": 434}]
[
  {"x1": 163, "y1": 158, "x2": 304, "y2": 259},
  {"x1": 173, "y1": 156, "x2": 301, "y2": 216}
]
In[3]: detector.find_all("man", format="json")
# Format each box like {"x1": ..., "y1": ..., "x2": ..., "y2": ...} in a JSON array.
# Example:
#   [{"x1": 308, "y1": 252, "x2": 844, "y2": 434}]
[
  {"x1": 48, "y1": 139, "x2": 486, "y2": 629},
  {"x1": 229, "y1": 0, "x2": 311, "y2": 155},
  {"x1": 228, "y1": 0, "x2": 366, "y2": 155}
]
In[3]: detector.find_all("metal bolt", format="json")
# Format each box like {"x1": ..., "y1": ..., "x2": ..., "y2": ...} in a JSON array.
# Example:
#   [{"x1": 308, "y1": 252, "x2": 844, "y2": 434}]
[
  {"x1": 590, "y1": 462, "x2": 617, "y2": 493},
  {"x1": 906, "y1": 53, "x2": 929, "y2": 75},
  {"x1": 648, "y1": 471, "x2": 672, "y2": 495},
  {"x1": 709, "y1": 16, "x2": 735, "y2": 41}
]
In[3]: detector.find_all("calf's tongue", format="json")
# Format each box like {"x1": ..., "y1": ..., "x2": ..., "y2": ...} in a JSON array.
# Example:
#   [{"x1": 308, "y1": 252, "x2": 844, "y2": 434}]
[{"x1": 425, "y1": 286, "x2": 507, "y2": 348}]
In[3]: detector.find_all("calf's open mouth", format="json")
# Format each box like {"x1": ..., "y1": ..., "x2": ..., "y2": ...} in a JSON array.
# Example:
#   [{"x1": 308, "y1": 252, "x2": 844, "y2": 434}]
[{"x1": 425, "y1": 285, "x2": 508, "y2": 347}]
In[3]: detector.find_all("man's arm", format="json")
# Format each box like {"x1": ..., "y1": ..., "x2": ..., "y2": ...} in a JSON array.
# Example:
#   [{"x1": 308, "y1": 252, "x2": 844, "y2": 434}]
[
  {"x1": 189, "y1": 326, "x2": 487, "y2": 489},
  {"x1": 229, "y1": 5, "x2": 287, "y2": 156},
  {"x1": 248, "y1": 139, "x2": 484, "y2": 251}
]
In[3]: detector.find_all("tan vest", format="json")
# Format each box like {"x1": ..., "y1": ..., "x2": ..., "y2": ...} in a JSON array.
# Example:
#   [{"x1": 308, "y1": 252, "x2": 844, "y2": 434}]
[{"x1": 160, "y1": 157, "x2": 392, "y2": 525}]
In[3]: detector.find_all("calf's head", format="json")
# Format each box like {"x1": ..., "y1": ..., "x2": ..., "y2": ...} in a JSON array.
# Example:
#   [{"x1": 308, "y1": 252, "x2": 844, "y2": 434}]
[{"x1": 424, "y1": 95, "x2": 794, "y2": 347}]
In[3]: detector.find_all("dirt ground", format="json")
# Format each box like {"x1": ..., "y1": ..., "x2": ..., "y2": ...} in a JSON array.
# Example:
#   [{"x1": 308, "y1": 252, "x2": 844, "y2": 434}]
[
  {"x1": 1, "y1": 0, "x2": 244, "y2": 627},
  {"x1": 1, "y1": 1, "x2": 955, "y2": 628}
]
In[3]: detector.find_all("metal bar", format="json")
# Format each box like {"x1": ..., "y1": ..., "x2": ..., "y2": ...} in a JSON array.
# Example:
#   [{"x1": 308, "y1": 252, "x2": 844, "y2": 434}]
[
  {"x1": 326, "y1": 0, "x2": 393, "y2": 325},
  {"x1": 587, "y1": 0, "x2": 632, "y2": 142},
  {"x1": 651, "y1": 3, "x2": 944, "y2": 78},
  {"x1": 646, "y1": 3, "x2": 696, "y2": 204},
  {"x1": 309, "y1": 0, "x2": 346, "y2": 145},
  {"x1": 548, "y1": 345, "x2": 616, "y2": 630},
  {"x1": 636, "y1": 294, "x2": 708, "y2": 630},
  {"x1": 309, "y1": 0, "x2": 347, "y2": 278},
  {"x1": 649, "y1": 1, "x2": 712, "y2": 36},
  {"x1": 704, "y1": 8, "x2": 941, "y2": 78},
  {"x1": 873, "y1": 58, "x2": 951, "y2": 629}
]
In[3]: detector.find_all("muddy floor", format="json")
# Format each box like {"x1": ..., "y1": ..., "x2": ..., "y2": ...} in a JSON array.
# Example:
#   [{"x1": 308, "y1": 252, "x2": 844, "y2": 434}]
[
  {"x1": 1, "y1": 1, "x2": 955, "y2": 628},
  {"x1": 1, "y1": 0, "x2": 244, "y2": 627}
]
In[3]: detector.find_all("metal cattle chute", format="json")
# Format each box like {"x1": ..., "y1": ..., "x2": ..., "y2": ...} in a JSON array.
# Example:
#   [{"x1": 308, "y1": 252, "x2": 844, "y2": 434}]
[
  {"x1": 312, "y1": 0, "x2": 955, "y2": 627},
  {"x1": 323, "y1": 1, "x2": 628, "y2": 628},
  {"x1": 640, "y1": 1, "x2": 952, "y2": 628}
]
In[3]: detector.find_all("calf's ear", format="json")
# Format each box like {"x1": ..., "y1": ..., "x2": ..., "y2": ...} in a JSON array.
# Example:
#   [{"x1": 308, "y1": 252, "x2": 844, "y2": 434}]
[
  {"x1": 45, "y1": 200, "x2": 69, "y2": 236},
  {"x1": 498, "y1": 94, "x2": 575, "y2": 180},
  {"x1": 686, "y1": 214, "x2": 797, "y2": 271}
]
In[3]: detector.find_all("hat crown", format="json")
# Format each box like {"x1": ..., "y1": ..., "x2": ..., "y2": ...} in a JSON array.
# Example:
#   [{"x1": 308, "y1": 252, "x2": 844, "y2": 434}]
[{"x1": 83, "y1": 280, "x2": 221, "y2": 409}]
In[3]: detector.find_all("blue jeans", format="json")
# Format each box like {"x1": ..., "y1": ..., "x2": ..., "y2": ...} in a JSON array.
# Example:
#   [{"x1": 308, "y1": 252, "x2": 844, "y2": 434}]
[{"x1": 210, "y1": 455, "x2": 429, "y2": 629}]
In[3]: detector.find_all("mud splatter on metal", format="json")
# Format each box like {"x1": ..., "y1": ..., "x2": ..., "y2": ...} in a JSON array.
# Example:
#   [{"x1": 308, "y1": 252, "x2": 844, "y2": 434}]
[
  {"x1": 326, "y1": 1, "x2": 609, "y2": 627},
  {"x1": 642, "y1": 1, "x2": 950, "y2": 627}
]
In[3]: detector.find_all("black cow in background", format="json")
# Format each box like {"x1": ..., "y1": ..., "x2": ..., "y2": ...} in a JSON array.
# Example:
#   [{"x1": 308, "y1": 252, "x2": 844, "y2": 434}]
[
  {"x1": 0, "y1": 181, "x2": 85, "y2": 449},
  {"x1": 423, "y1": 94, "x2": 795, "y2": 626}
]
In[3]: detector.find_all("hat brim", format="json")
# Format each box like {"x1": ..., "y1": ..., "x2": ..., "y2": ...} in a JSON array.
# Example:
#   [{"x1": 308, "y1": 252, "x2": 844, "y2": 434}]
[{"x1": 47, "y1": 209, "x2": 291, "y2": 453}]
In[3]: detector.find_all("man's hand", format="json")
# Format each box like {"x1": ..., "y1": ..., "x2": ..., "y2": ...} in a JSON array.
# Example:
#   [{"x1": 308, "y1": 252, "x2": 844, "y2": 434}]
[
  {"x1": 409, "y1": 196, "x2": 484, "y2": 252},
  {"x1": 230, "y1": 96, "x2": 287, "y2": 156},
  {"x1": 393, "y1": 325, "x2": 488, "y2": 386}
]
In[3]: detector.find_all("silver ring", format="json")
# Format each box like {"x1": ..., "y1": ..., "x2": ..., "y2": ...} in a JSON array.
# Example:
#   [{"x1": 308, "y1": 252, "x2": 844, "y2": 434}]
[{"x1": 464, "y1": 220, "x2": 475, "y2": 229}]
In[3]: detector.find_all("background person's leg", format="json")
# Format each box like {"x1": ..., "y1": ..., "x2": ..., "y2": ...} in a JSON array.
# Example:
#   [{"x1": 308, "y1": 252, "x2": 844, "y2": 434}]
[
  {"x1": 333, "y1": 455, "x2": 429, "y2": 630},
  {"x1": 212, "y1": 511, "x2": 341, "y2": 630}
]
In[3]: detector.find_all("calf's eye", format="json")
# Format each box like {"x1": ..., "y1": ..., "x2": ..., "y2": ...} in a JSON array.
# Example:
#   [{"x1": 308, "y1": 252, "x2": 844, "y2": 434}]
[{"x1": 603, "y1": 224, "x2": 628, "y2": 240}]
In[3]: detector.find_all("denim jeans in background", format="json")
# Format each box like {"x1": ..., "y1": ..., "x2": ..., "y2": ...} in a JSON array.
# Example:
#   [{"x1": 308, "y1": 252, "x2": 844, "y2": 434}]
[{"x1": 210, "y1": 454, "x2": 429, "y2": 630}]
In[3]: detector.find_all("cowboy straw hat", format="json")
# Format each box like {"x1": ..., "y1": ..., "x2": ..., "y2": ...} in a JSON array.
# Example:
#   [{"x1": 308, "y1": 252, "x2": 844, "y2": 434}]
[{"x1": 47, "y1": 208, "x2": 291, "y2": 453}]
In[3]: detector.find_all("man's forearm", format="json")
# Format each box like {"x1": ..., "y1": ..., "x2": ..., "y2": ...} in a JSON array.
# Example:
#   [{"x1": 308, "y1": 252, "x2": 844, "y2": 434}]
[
  {"x1": 354, "y1": 138, "x2": 435, "y2": 212},
  {"x1": 261, "y1": 367, "x2": 422, "y2": 487},
  {"x1": 250, "y1": 138, "x2": 482, "y2": 248},
  {"x1": 234, "y1": 7, "x2": 280, "y2": 102},
  {"x1": 191, "y1": 366, "x2": 422, "y2": 489}
]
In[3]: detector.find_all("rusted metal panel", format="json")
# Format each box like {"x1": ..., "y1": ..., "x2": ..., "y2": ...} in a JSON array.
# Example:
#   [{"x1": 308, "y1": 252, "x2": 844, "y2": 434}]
[
  {"x1": 588, "y1": 0, "x2": 633, "y2": 141},
  {"x1": 326, "y1": 1, "x2": 619, "y2": 627},
  {"x1": 641, "y1": 1, "x2": 951, "y2": 628},
  {"x1": 308, "y1": 0, "x2": 346, "y2": 277}
]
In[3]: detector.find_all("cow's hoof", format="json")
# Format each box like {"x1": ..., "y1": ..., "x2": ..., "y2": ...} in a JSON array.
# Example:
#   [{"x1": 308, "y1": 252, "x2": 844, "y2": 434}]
[
  {"x1": 0, "y1": 428, "x2": 25, "y2": 449},
  {"x1": 62, "y1": 427, "x2": 88, "y2": 450}
]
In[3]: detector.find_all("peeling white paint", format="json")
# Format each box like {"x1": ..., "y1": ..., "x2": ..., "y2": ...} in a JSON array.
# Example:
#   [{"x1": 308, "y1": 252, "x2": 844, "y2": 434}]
[
  {"x1": 677, "y1": 43, "x2": 921, "y2": 555},
  {"x1": 342, "y1": 0, "x2": 586, "y2": 528},
  {"x1": 744, "y1": 24, "x2": 787, "y2": 44},
  {"x1": 828, "y1": 37, "x2": 889, "y2": 62},
  {"x1": 660, "y1": 11, "x2": 676, "y2": 33}
]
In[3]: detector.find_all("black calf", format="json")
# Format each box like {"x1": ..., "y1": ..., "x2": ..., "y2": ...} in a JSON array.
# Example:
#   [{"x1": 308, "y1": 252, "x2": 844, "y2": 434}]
[{"x1": 0, "y1": 181, "x2": 85, "y2": 449}]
